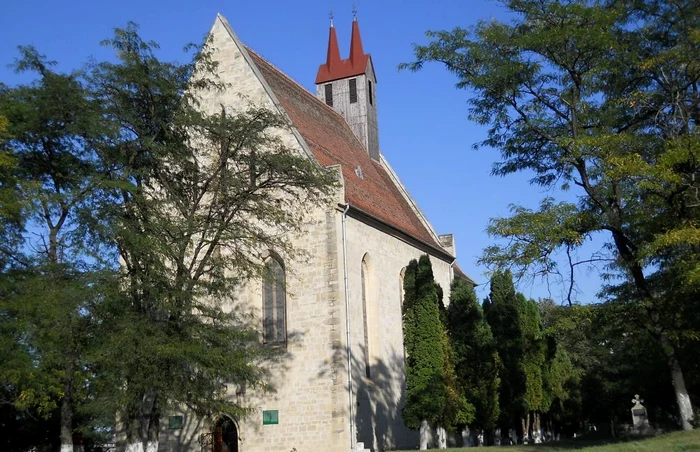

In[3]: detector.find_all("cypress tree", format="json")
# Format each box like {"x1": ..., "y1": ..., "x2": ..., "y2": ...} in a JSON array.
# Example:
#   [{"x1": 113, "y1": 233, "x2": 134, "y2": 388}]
[
  {"x1": 447, "y1": 276, "x2": 499, "y2": 438},
  {"x1": 437, "y1": 281, "x2": 473, "y2": 446},
  {"x1": 518, "y1": 295, "x2": 546, "y2": 442},
  {"x1": 484, "y1": 270, "x2": 525, "y2": 437},
  {"x1": 402, "y1": 255, "x2": 448, "y2": 447}
]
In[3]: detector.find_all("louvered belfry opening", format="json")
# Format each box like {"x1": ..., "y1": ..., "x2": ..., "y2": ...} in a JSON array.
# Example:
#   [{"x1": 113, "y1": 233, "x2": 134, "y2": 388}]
[
  {"x1": 349, "y1": 78, "x2": 357, "y2": 103},
  {"x1": 324, "y1": 83, "x2": 333, "y2": 106}
]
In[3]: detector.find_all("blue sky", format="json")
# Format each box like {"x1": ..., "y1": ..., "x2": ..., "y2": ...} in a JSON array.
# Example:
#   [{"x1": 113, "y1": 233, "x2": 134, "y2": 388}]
[{"x1": 0, "y1": 0, "x2": 605, "y2": 303}]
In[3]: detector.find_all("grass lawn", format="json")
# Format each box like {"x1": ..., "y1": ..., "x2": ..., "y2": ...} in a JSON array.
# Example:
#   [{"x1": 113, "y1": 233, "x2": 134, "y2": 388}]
[{"x1": 395, "y1": 429, "x2": 700, "y2": 451}]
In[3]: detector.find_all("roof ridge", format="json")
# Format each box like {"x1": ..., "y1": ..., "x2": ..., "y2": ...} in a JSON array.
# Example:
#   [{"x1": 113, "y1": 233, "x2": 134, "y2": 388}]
[{"x1": 244, "y1": 47, "x2": 352, "y2": 126}]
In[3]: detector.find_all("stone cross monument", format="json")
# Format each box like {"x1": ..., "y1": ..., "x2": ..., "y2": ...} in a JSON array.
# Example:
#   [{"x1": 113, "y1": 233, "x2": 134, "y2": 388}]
[{"x1": 631, "y1": 394, "x2": 650, "y2": 429}]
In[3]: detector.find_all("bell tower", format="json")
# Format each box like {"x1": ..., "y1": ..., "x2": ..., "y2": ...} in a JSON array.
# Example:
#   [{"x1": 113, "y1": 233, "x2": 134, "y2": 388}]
[{"x1": 315, "y1": 13, "x2": 379, "y2": 161}]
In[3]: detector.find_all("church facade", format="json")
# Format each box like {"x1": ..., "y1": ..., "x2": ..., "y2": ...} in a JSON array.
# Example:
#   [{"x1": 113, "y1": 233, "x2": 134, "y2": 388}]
[{"x1": 158, "y1": 14, "x2": 467, "y2": 452}]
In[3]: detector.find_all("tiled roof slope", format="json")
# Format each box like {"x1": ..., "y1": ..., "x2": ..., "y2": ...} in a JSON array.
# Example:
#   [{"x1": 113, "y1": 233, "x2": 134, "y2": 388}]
[{"x1": 247, "y1": 50, "x2": 442, "y2": 250}]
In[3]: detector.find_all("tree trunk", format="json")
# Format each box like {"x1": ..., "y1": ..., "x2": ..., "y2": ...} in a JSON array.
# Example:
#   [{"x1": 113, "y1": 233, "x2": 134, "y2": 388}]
[
  {"x1": 437, "y1": 425, "x2": 447, "y2": 449},
  {"x1": 612, "y1": 231, "x2": 695, "y2": 431},
  {"x1": 146, "y1": 409, "x2": 160, "y2": 452},
  {"x1": 60, "y1": 373, "x2": 73, "y2": 452},
  {"x1": 651, "y1": 308, "x2": 695, "y2": 430},
  {"x1": 125, "y1": 418, "x2": 145, "y2": 452},
  {"x1": 649, "y1": 308, "x2": 695, "y2": 430},
  {"x1": 533, "y1": 412, "x2": 542, "y2": 444},
  {"x1": 125, "y1": 444, "x2": 144, "y2": 452},
  {"x1": 668, "y1": 350, "x2": 695, "y2": 430},
  {"x1": 125, "y1": 391, "x2": 160, "y2": 452},
  {"x1": 522, "y1": 412, "x2": 531, "y2": 444},
  {"x1": 461, "y1": 426, "x2": 472, "y2": 447},
  {"x1": 419, "y1": 419, "x2": 429, "y2": 450},
  {"x1": 609, "y1": 418, "x2": 616, "y2": 438}
]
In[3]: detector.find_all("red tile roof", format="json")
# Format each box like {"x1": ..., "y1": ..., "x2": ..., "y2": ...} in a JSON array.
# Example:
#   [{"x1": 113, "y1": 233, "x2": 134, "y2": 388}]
[
  {"x1": 247, "y1": 50, "x2": 442, "y2": 250},
  {"x1": 453, "y1": 263, "x2": 477, "y2": 286}
]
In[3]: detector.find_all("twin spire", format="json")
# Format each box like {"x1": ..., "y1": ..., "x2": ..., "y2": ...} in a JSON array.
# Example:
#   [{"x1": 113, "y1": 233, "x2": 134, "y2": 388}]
[{"x1": 315, "y1": 11, "x2": 370, "y2": 84}]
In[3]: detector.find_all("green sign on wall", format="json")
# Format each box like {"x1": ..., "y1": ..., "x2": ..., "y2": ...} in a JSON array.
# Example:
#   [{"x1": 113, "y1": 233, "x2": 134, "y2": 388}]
[
  {"x1": 262, "y1": 410, "x2": 279, "y2": 425},
  {"x1": 168, "y1": 415, "x2": 183, "y2": 430}
]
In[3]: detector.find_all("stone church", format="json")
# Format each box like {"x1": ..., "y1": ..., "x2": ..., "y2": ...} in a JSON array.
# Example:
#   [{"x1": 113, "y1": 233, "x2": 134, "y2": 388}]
[{"x1": 160, "y1": 13, "x2": 468, "y2": 452}]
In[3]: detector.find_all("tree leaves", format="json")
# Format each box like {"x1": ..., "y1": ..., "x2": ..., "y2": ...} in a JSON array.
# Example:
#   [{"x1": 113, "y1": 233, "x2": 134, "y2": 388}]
[
  {"x1": 1, "y1": 22, "x2": 337, "y2": 449},
  {"x1": 404, "y1": 1, "x2": 698, "y2": 425}
]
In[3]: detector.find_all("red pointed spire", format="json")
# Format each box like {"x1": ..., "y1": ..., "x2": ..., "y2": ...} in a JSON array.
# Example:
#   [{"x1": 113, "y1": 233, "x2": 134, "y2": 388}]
[
  {"x1": 315, "y1": 14, "x2": 372, "y2": 85},
  {"x1": 349, "y1": 16, "x2": 366, "y2": 66},
  {"x1": 326, "y1": 24, "x2": 342, "y2": 71}
]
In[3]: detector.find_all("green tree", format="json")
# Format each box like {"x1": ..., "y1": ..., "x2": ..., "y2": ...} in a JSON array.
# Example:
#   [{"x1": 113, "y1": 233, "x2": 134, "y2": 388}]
[
  {"x1": 0, "y1": 112, "x2": 23, "y2": 267},
  {"x1": 484, "y1": 270, "x2": 525, "y2": 436},
  {"x1": 437, "y1": 286, "x2": 474, "y2": 447},
  {"x1": 518, "y1": 295, "x2": 546, "y2": 442},
  {"x1": 0, "y1": 47, "x2": 111, "y2": 452},
  {"x1": 402, "y1": 0, "x2": 699, "y2": 429},
  {"x1": 84, "y1": 24, "x2": 336, "y2": 451},
  {"x1": 402, "y1": 255, "x2": 451, "y2": 449},
  {"x1": 447, "y1": 276, "x2": 499, "y2": 440},
  {"x1": 538, "y1": 299, "x2": 582, "y2": 437},
  {"x1": 1, "y1": 23, "x2": 336, "y2": 451}
]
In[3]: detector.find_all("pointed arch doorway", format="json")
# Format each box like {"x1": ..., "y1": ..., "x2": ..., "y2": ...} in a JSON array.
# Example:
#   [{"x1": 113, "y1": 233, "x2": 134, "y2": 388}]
[{"x1": 213, "y1": 417, "x2": 239, "y2": 452}]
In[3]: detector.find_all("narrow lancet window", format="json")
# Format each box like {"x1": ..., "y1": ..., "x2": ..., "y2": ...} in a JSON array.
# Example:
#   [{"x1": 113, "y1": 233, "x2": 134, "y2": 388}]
[
  {"x1": 361, "y1": 257, "x2": 371, "y2": 378},
  {"x1": 263, "y1": 257, "x2": 286, "y2": 344}
]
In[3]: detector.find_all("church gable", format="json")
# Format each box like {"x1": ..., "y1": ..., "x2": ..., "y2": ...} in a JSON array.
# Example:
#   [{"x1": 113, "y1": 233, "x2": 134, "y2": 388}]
[{"x1": 203, "y1": 15, "x2": 317, "y2": 163}]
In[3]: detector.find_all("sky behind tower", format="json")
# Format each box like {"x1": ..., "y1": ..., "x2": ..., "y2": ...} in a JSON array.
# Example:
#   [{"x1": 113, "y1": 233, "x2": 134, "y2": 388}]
[{"x1": 0, "y1": 0, "x2": 606, "y2": 303}]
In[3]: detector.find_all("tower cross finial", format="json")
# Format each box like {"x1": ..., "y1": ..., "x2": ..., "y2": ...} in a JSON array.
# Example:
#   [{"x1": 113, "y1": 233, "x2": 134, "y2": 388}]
[
  {"x1": 352, "y1": 1, "x2": 358, "y2": 20},
  {"x1": 329, "y1": 10, "x2": 334, "y2": 26}
]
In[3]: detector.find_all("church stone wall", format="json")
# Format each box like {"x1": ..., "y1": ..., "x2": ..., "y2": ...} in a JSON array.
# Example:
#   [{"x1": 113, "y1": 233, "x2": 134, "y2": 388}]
[
  {"x1": 227, "y1": 205, "x2": 347, "y2": 452},
  {"x1": 158, "y1": 17, "x2": 350, "y2": 452},
  {"x1": 343, "y1": 215, "x2": 453, "y2": 451},
  {"x1": 162, "y1": 203, "x2": 349, "y2": 452}
]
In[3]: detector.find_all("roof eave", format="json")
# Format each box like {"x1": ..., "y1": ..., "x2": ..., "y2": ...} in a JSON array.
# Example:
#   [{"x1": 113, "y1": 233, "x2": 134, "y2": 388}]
[{"x1": 339, "y1": 203, "x2": 455, "y2": 263}]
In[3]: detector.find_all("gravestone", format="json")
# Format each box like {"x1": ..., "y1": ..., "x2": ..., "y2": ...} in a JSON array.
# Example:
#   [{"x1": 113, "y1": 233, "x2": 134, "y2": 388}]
[
  {"x1": 461, "y1": 426, "x2": 473, "y2": 447},
  {"x1": 533, "y1": 429, "x2": 542, "y2": 444},
  {"x1": 630, "y1": 394, "x2": 650, "y2": 429},
  {"x1": 436, "y1": 426, "x2": 447, "y2": 449},
  {"x1": 508, "y1": 428, "x2": 518, "y2": 445}
]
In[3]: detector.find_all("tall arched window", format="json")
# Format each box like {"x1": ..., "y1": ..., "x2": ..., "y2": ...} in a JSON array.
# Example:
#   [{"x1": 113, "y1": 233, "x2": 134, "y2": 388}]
[
  {"x1": 263, "y1": 257, "x2": 286, "y2": 344},
  {"x1": 361, "y1": 256, "x2": 371, "y2": 378}
]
